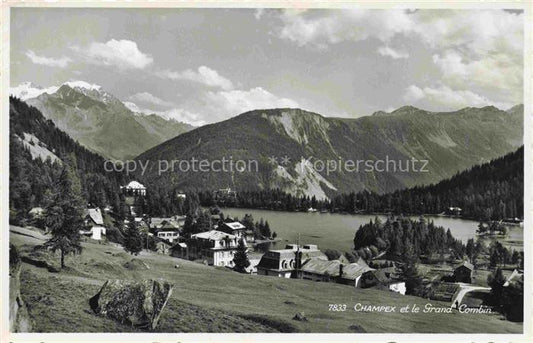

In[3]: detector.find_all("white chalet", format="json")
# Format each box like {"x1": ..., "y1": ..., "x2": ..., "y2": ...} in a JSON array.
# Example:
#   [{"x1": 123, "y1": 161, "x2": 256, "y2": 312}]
[{"x1": 80, "y1": 208, "x2": 106, "y2": 240}]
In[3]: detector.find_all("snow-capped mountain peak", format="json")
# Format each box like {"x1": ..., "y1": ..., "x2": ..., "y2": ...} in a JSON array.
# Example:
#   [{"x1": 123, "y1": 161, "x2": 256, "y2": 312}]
[
  {"x1": 10, "y1": 82, "x2": 59, "y2": 101},
  {"x1": 10, "y1": 80, "x2": 105, "y2": 101},
  {"x1": 58, "y1": 81, "x2": 120, "y2": 105},
  {"x1": 122, "y1": 101, "x2": 146, "y2": 116},
  {"x1": 63, "y1": 80, "x2": 102, "y2": 92}
]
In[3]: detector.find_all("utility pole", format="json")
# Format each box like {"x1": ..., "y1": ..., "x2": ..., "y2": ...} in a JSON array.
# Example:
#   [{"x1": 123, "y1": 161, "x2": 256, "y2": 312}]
[{"x1": 296, "y1": 233, "x2": 301, "y2": 279}]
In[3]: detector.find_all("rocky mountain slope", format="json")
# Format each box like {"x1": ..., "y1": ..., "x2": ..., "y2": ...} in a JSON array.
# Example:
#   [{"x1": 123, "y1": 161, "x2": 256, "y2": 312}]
[
  {"x1": 12, "y1": 81, "x2": 194, "y2": 160},
  {"x1": 135, "y1": 106, "x2": 522, "y2": 199}
]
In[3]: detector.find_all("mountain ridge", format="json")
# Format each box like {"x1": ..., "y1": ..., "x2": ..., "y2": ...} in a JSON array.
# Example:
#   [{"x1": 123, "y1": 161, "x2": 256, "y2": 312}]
[
  {"x1": 14, "y1": 82, "x2": 195, "y2": 160},
  {"x1": 135, "y1": 105, "x2": 523, "y2": 199}
]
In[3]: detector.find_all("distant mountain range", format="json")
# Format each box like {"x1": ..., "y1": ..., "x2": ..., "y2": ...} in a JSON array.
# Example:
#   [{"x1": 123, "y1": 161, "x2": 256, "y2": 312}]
[
  {"x1": 11, "y1": 81, "x2": 194, "y2": 160},
  {"x1": 135, "y1": 106, "x2": 523, "y2": 199},
  {"x1": 10, "y1": 82, "x2": 523, "y2": 199}
]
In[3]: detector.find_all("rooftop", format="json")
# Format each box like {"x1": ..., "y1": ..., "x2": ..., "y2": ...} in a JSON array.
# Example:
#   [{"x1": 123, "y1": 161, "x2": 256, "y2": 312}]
[
  {"x1": 192, "y1": 230, "x2": 236, "y2": 241},
  {"x1": 124, "y1": 180, "x2": 146, "y2": 190},
  {"x1": 341, "y1": 263, "x2": 374, "y2": 280},
  {"x1": 301, "y1": 259, "x2": 342, "y2": 277},
  {"x1": 223, "y1": 222, "x2": 246, "y2": 230},
  {"x1": 456, "y1": 261, "x2": 474, "y2": 271},
  {"x1": 266, "y1": 249, "x2": 297, "y2": 259},
  {"x1": 85, "y1": 208, "x2": 104, "y2": 225}
]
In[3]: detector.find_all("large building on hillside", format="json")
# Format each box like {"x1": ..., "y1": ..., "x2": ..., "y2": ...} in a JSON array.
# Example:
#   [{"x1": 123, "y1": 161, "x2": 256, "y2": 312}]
[
  {"x1": 171, "y1": 230, "x2": 240, "y2": 267},
  {"x1": 219, "y1": 221, "x2": 247, "y2": 240},
  {"x1": 121, "y1": 180, "x2": 146, "y2": 196},
  {"x1": 151, "y1": 216, "x2": 183, "y2": 243},
  {"x1": 256, "y1": 244, "x2": 327, "y2": 278}
]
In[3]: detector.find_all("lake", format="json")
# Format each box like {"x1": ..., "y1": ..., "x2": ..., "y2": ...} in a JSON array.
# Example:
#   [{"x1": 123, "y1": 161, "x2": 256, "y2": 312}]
[{"x1": 221, "y1": 208, "x2": 523, "y2": 253}]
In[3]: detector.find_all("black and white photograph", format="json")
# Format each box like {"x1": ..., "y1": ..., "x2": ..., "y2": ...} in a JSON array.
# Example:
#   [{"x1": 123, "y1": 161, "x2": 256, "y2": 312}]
[{"x1": 3, "y1": 2, "x2": 531, "y2": 341}]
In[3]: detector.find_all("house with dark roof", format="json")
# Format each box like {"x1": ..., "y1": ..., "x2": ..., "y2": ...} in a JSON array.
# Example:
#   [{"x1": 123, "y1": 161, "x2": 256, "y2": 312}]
[
  {"x1": 453, "y1": 261, "x2": 474, "y2": 283},
  {"x1": 358, "y1": 269, "x2": 406, "y2": 295},
  {"x1": 300, "y1": 259, "x2": 343, "y2": 282},
  {"x1": 220, "y1": 221, "x2": 247, "y2": 240},
  {"x1": 149, "y1": 217, "x2": 181, "y2": 243},
  {"x1": 298, "y1": 256, "x2": 402, "y2": 292},
  {"x1": 150, "y1": 217, "x2": 181, "y2": 230},
  {"x1": 256, "y1": 244, "x2": 327, "y2": 278},
  {"x1": 245, "y1": 252, "x2": 264, "y2": 275},
  {"x1": 256, "y1": 249, "x2": 296, "y2": 278},
  {"x1": 170, "y1": 242, "x2": 188, "y2": 260},
  {"x1": 338, "y1": 258, "x2": 374, "y2": 286}
]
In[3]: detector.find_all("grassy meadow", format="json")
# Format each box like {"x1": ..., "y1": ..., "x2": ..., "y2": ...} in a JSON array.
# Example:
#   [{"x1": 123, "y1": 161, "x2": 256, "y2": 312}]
[{"x1": 10, "y1": 225, "x2": 522, "y2": 333}]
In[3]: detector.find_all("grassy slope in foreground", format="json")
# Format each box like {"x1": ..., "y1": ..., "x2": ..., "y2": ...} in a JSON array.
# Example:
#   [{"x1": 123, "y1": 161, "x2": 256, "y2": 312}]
[{"x1": 10, "y1": 226, "x2": 522, "y2": 333}]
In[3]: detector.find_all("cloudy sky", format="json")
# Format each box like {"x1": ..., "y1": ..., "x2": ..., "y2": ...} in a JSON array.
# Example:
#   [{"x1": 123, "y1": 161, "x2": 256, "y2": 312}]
[{"x1": 11, "y1": 8, "x2": 523, "y2": 126}]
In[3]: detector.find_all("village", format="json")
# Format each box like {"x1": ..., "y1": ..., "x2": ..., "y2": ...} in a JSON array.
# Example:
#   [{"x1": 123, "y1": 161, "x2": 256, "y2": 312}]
[{"x1": 25, "y1": 180, "x2": 521, "y2": 317}]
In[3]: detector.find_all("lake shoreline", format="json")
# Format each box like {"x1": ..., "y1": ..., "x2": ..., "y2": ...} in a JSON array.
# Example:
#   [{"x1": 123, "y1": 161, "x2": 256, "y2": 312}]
[
  {"x1": 219, "y1": 207, "x2": 504, "y2": 253},
  {"x1": 217, "y1": 205, "x2": 468, "y2": 222}
]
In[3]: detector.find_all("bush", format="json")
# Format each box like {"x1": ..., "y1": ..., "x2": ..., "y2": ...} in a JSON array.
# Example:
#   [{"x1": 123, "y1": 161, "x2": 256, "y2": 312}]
[
  {"x1": 106, "y1": 227, "x2": 124, "y2": 244},
  {"x1": 324, "y1": 249, "x2": 341, "y2": 261}
]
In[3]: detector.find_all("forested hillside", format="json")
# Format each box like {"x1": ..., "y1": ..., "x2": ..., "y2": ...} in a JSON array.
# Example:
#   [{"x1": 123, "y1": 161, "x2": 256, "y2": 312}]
[
  {"x1": 200, "y1": 147, "x2": 523, "y2": 221},
  {"x1": 9, "y1": 97, "x2": 130, "y2": 224},
  {"x1": 330, "y1": 146, "x2": 523, "y2": 220},
  {"x1": 136, "y1": 106, "x2": 522, "y2": 199}
]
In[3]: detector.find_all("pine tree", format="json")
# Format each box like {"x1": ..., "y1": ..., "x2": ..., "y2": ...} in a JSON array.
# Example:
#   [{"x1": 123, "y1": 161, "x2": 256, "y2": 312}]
[
  {"x1": 511, "y1": 250, "x2": 520, "y2": 265},
  {"x1": 233, "y1": 238, "x2": 250, "y2": 273},
  {"x1": 398, "y1": 246, "x2": 422, "y2": 295},
  {"x1": 123, "y1": 217, "x2": 143, "y2": 255},
  {"x1": 43, "y1": 155, "x2": 84, "y2": 269},
  {"x1": 465, "y1": 238, "x2": 476, "y2": 263},
  {"x1": 488, "y1": 268, "x2": 506, "y2": 308}
]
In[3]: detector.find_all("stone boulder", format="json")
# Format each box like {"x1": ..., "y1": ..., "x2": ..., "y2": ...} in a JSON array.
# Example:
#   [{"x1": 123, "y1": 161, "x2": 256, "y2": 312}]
[
  {"x1": 89, "y1": 279, "x2": 172, "y2": 330},
  {"x1": 292, "y1": 311, "x2": 308, "y2": 321}
]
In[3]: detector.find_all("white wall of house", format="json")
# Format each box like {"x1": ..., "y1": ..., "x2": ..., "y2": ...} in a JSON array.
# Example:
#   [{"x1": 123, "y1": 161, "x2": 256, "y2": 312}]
[
  {"x1": 213, "y1": 250, "x2": 236, "y2": 267},
  {"x1": 91, "y1": 226, "x2": 106, "y2": 240},
  {"x1": 157, "y1": 231, "x2": 180, "y2": 243}
]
